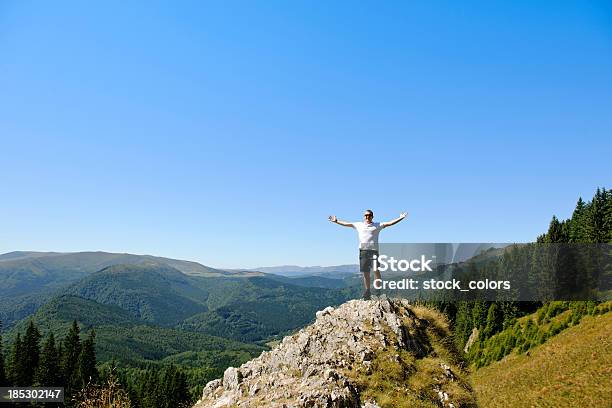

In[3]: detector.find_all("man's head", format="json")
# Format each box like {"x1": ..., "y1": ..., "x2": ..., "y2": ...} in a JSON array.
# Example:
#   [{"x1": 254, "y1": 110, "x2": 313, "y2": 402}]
[{"x1": 363, "y1": 209, "x2": 374, "y2": 223}]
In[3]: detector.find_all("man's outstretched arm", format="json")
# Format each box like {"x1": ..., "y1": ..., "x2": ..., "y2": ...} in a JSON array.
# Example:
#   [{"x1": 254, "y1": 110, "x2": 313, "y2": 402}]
[
  {"x1": 381, "y1": 212, "x2": 408, "y2": 228},
  {"x1": 328, "y1": 215, "x2": 354, "y2": 228}
]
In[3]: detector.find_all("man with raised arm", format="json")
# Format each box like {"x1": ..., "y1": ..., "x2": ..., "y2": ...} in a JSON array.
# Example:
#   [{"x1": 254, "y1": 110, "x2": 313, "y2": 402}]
[{"x1": 328, "y1": 209, "x2": 407, "y2": 300}]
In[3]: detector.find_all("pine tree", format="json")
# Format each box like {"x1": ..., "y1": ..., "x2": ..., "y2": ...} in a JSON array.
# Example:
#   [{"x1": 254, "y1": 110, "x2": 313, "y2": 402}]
[
  {"x1": 545, "y1": 216, "x2": 568, "y2": 243},
  {"x1": 483, "y1": 303, "x2": 503, "y2": 339},
  {"x1": 22, "y1": 320, "x2": 42, "y2": 385},
  {"x1": 0, "y1": 320, "x2": 7, "y2": 387},
  {"x1": 162, "y1": 366, "x2": 189, "y2": 408},
  {"x1": 602, "y1": 188, "x2": 612, "y2": 243},
  {"x1": 9, "y1": 333, "x2": 26, "y2": 386},
  {"x1": 453, "y1": 302, "x2": 472, "y2": 350},
  {"x1": 501, "y1": 302, "x2": 518, "y2": 329},
  {"x1": 36, "y1": 333, "x2": 60, "y2": 386},
  {"x1": 583, "y1": 187, "x2": 607, "y2": 243},
  {"x1": 56, "y1": 341, "x2": 65, "y2": 386},
  {"x1": 570, "y1": 197, "x2": 587, "y2": 242},
  {"x1": 62, "y1": 320, "x2": 82, "y2": 396},
  {"x1": 471, "y1": 301, "x2": 487, "y2": 330},
  {"x1": 139, "y1": 368, "x2": 159, "y2": 408},
  {"x1": 593, "y1": 188, "x2": 607, "y2": 242},
  {"x1": 78, "y1": 329, "x2": 98, "y2": 386}
]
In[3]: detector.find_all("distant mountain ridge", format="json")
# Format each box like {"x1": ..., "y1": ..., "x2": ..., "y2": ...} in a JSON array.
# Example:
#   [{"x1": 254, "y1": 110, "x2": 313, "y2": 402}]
[
  {"x1": 0, "y1": 251, "x2": 66, "y2": 262},
  {"x1": 240, "y1": 264, "x2": 359, "y2": 277},
  {"x1": 0, "y1": 250, "x2": 250, "y2": 277},
  {"x1": 0, "y1": 250, "x2": 263, "y2": 328}
]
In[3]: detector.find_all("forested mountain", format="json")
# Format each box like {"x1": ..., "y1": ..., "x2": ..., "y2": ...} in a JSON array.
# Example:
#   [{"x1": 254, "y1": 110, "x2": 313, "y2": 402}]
[
  {"x1": 0, "y1": 251, "x2": 261, "y2": 329},
  {"x1": 264, "y1": 273, "x2": 351, "y2": 289},
  {"x1": 3, "y1": 264, "x2": 355, "y2": 364},
  {"x1": 63, "y1": 263, "x2": 210, "y2": 326},
  {"x1": 7, "y1": 295, "x2": 264, "y2": 366},
  {"x1": 179, "y1": 278, "x2": 354, "y2": 343}
]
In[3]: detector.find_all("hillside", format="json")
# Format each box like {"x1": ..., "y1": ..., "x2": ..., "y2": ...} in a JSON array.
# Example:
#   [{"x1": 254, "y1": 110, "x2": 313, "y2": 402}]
[
  {"x1": 194, "y1": 298, "x2": 476, "y2": 408},
  {"x1": 179, "y1": 277, "x2": 354, "y2": 343},
  {"x1": 471, "y1": 311, "x2": 612, "y2": 407},
  {"x1": 0, "y1": 250, "x2": 260, "y2": 328},
  {"x1": 7, "y1": 295, "x2": 265, "y2": 381},
  {"x1": 265, "y1": 274, "x2": 350, "y2": 289},
  {"x1": 2, "y1": 252, "x2": 350, "y2": 331},
  {"x1": 61, "y1": 265, "x2": 354, "y2": 340},
  {"x1": 6, "y1": 268, "x2": 355, "y2": 364},
  {"x1": 63, "y1": 263, "x2": 210, "y2": 326}
]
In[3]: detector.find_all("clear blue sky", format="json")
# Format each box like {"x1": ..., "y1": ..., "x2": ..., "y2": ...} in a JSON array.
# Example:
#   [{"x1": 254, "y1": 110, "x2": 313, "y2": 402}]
[{"x1": 1, "y1": 1, "x2": 611, "y2": 268}]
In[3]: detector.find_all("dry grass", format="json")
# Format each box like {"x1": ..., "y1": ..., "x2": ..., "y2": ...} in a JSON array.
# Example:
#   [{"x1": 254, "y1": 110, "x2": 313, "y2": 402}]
[
  {"x1": 74, "y1": 375, "x2": 132, "y2": 408},
  {"x1": 342, "y1": 302, "x2": 477, "y2": 407},
  {"x1": 410, "y1": 304, "x2": 451, "y2": 336},
  {"x1": 471, "y1": 312, "x2": 612, "y2": 408}
]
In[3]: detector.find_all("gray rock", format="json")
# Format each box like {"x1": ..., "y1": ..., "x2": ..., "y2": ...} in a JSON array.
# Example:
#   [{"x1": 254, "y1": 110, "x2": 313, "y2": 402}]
[
  {"x1": 464, "y1": 326, "x2": 479, "y2": 353},
  {"x1": 222, "y1": 367, "x2": 242, "y2": 390},
  {"x1": 193, "y1": 298, "x2": 462, "y2": 408}
]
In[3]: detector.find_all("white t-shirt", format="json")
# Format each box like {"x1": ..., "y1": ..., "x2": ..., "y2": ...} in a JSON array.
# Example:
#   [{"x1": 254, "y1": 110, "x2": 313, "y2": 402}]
[{"x1": 353, "y1": 221, "x2": 385, "y2": 250}]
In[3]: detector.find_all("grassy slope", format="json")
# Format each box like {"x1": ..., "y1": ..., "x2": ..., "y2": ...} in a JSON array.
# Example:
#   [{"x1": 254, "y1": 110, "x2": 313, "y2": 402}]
[
  {"x1": 471, "y1": 312, "x2": 612, "y2": 408},
  {"x1": 343, "y1": 304, "x2": 477, "y2": 408}
]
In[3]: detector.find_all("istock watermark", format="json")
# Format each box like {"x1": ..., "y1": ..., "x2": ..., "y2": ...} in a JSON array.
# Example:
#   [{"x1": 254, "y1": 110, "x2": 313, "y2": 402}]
[
  {"x1": 374, "y1": 254, "x2": 434, "y2": 272},
  {"x1": 367, "y1": 243, "x2": 611, "y2": 301},
  {"x1": 373, "y1": 278, "x2": 511, "y2": 291}
]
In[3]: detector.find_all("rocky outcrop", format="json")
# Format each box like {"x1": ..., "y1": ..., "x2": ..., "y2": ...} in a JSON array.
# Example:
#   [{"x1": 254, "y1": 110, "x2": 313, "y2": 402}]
[
  {"x1": 464, "y1": 327, "x2": 479, "y2": 353},
  {"x1": 193, "y1": 298, "x2": 475, "y2": 408}
]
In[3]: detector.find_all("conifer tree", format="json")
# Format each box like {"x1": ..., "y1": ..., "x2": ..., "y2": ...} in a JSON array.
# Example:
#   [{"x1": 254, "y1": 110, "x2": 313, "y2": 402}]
[
  {"x1": 56, "y1": 341, "x2": 65, "y2": 386},
  {"x1": 78, "y1": 329, "x2": 98, "y2": 386},
  {"x1": 471, "y1": 301, "x2": 487, "y2": 330},
  {"x1": 0, "y1": 320, "x2": 7, "y2": 387},
  {"x1": 22, "y1": 320, "x2": 42, "y2": 385},
  {"x1": 9, "y1": 333, "x2": 25, "y2": 386},
  {"x1": 602, "y1": 188, "x2": 612, "y2": 242},
  {"x1": 62, "y1": 320, "x2": 82, "y2": 395},
  {"x1": 483, "y1": 303, "x2": 503, "y2": 338},
  {"x1": 164, "y1": 366, "x2": 189, "y2": 407},
  {"x1": 453, "y1": 302, "x2": 472, "y2": 350},
  {"x1": 584, "y1": 187, "x2": 607, "y2": 243},
  {"x1": 140, "y1": 368, "x2": 159, "y2": 408},
  {"x1": 501, "y1": 302, "x2": 519, "y2": 329},
  {"x1": 570, "y1": 197, "x2": 587, "y2": 242},
  {"x1": 593, "y1": 188, "x2": 606, "y2": 242},
  {"x1": 545, "y1": 216, "x2": 567, "y2": 243},
  {"x1": 36, "y1": 333, "x2": 60, "y2": 386}
]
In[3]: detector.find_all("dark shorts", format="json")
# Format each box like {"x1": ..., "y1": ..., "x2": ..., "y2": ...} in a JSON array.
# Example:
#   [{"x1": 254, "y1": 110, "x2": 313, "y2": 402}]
[{"x1": 359, "y1": 249, "x2": 379, "y2": 274}]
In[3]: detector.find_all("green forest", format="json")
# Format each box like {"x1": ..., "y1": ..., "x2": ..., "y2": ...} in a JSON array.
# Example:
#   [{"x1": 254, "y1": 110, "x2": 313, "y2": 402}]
[
  {"x1": 0, "y1": 319, "x2": 194, "y2": 407},
  {"x1": 442, "y1": 187, "x2": 611, "y2": 368}
]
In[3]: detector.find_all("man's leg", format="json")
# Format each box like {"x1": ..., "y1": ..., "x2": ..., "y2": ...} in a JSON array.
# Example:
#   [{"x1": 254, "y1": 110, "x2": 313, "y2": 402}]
[
  {"x1": 362, "y1": 270, "x2": 371, "y2": 297},
  {"x1": 359, "y1": 250, "x2": 371, "y2": 300},
  {"x1": 373, "y1": 268, "x2": 382, "y2": 297},
  {"x1": 367, "y1": 250, "x2": 380, "y2": 298}
]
